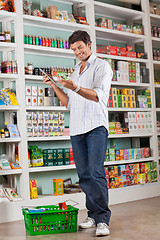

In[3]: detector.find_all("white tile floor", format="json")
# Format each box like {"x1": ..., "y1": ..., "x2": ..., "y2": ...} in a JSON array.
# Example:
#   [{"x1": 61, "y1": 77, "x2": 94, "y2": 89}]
[{"x1": 0, "y1": 197, "x2": 160, "y2": 240}]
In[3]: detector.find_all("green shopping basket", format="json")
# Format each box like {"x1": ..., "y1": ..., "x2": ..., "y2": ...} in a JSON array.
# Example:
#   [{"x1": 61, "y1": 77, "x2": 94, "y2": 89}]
[{"x1": 22, "y1": 204, "x2": 78, "y2": 236}]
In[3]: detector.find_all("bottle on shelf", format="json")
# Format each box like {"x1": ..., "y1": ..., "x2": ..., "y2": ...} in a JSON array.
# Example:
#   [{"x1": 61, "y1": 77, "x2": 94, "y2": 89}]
[{"x1": 4, "y1": 122, "x2": 10, "y2": 138}]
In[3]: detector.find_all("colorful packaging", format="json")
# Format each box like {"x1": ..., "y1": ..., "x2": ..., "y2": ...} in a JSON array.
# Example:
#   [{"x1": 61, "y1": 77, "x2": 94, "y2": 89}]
[
  {"x1": 29, "y1": 180, "x2": 38, "y2": 199},
  {"x1": 53, "y1": 179, "x2": 64, "y2": 196}
]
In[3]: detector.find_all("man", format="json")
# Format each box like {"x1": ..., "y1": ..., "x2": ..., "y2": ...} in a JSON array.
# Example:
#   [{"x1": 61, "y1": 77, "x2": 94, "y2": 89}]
[{"x1": 43, "y1": 30, "x2": 112, "y2": 236}]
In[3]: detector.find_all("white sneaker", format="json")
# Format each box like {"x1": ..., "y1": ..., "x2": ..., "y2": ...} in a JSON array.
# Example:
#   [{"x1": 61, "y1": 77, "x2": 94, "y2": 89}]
[
  {"x1": 96, "y1": 223, "x2": 110, "y2": 236},
  {"x1": 78, "y1": 217, "x2": 95, "y2": 229}
]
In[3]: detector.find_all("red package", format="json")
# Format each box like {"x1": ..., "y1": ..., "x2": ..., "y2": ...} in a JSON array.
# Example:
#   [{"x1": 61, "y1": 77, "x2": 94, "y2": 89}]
[{"x1": 110, "y1": 46, "x2": 118, "y2": 55}]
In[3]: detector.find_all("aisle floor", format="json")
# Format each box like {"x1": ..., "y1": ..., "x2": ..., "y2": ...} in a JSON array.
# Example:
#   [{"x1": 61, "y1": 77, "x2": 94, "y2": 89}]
[{"x1": 0, "y1": 196, "x2": 160, "y2": 240}]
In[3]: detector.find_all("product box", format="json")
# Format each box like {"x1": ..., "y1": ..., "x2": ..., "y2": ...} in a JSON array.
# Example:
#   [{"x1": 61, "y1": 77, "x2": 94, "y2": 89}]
[
  {"x1": 114, "y1": 166, "x2": 119, "y2": 177},
  {"x1": 122, "y1": 175, "x2": 127, "y2": 187},
  {"x1": 118, "y1": 165, "x2": 125, "y2": 175},
  {"x1": 57, "y1": 149, "x2": 64, "y2": 166},
  {"x1": 110, "y1": 46, "x2": 118, "y2": 55},
  {"x1": 32, "y1": 86, "x2": 38, "y2": 96},
  {"x1": 25, "y1": 86, "x2": 31, "y2": 96},
  {"x1": 53, "y1": 179, "x2": 64, "y2": 196},
  {"x1": 109, "y1": 177, "x2": 115, "y2": 189},
  {"x1": 38, "y1": 96, "x2": 44, "y2": 106},
  {"x1": 118, "y1": 176, "x2": 123, "y2": 188},
  {"x1": 133, "y1": 163, "x2": 140, "y2": 174},
  {"x1": 121, "y1": 89, "x2": 130, "y2": 95},
  {"x1": 117, "y1": 61, "x2": 128, "y2": 72},
  {"x1": 26, "y1": 96, "x2": 32, "y2": 106},
  {"x1": 119, "y1": 149, "x2": 124, "y2": 160},
  {"x1": 109, "y1": 166, "x2": 115, "y2": 178},
  {"x1": 31, "y1": 96, "x2": 38, "y2": 106},
  {"x1": 115, "y1": 149, "x2": 120, "y2": 161},
  {"x1": 37, "y1": 86, "x2": 44, "y2": 96},
  {"x1": 140, "y1": 163, "x2": 145, "y2": 173},
  {"x1": 63, "y1": 148, "x2": 70, "y2": 165},
  {"x1": 29, "y1": 179, "x2": 38, "y2": 199}
]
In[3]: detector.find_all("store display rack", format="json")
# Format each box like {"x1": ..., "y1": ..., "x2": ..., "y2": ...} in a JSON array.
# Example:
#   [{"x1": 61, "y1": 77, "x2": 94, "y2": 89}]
[{"x1": 0, "y1": 0, "x2": 160, "y2": 223}]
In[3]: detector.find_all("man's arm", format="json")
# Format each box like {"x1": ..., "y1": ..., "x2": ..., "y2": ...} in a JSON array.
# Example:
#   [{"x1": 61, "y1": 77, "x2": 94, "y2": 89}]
[{"x1": 58, "y1": 78, "x2": 99, "y2": 102}]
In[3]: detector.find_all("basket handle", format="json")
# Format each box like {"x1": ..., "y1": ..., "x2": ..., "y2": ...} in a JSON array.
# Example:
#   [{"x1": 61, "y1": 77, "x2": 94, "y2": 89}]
[{"x1": 64, "y1": 199, "x2": 78, "y2": 207}]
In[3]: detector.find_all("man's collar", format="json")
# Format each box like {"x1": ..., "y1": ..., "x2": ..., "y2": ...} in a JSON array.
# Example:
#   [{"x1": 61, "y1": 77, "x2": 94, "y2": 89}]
[{"x1": 74, "y1": 53, "x2": 96, "y2": 70}]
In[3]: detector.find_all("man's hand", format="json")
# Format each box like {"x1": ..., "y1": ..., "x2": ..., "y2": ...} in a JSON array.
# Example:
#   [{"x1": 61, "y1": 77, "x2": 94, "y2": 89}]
[
  {"x1": 42, "y1": 73, "x2": 54, "y2": 86},
  {"x1": 58, "y1": 75, "x2": 77, "y2": 91}
]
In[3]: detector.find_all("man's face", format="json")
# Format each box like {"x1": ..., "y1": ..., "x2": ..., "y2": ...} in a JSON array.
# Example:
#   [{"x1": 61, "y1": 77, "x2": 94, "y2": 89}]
[{"x1": 70, "y1": 41, "x2": 92, "y2": 61}]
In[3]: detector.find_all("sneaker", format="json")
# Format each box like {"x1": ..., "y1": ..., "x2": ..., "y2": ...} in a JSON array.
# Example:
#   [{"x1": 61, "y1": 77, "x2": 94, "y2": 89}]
[
  {"x1": 96, "y1": 223, "x2": 110, "y2": 236},
  {"x1": 78, "y1": 217, "x2": 95, "y2": 229}
]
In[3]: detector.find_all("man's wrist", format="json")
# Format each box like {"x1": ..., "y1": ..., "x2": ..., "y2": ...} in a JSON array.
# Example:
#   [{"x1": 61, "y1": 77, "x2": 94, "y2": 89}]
[{"x1": 73, "y1": 86, "x2": 80, "y2": 93}]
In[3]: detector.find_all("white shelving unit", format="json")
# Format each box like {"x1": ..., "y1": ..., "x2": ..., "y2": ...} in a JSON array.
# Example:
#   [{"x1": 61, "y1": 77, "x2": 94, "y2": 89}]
[{"x1": 0, "y1": 0, "x2": 160, "y2": 224}]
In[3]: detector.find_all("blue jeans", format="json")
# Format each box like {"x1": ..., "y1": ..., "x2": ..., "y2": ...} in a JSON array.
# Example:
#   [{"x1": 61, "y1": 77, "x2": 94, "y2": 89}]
[{"x1": 71, "y1": 126, "x2": 111, "y2": 225}]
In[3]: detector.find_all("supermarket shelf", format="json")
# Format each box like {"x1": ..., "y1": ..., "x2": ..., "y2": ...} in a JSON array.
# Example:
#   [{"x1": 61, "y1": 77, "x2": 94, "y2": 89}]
[
  {"x1": 0, "y1": 106, "x2": 19, "y2": 111},
  {"x1": 95, "y1": 27, "x2": 146, "y2": 43},
  {"x1": 150, "y1": 13, "x2": 160, "y2": 26},
  {"x1": 96, "y1": 53, "x2": 148, "y2": 63},
  {"x1": 108, "y1": 133, "x2": 153, "y2": 138},
  {"x1": 94, "y1": 1, "x2": 145, "y2": 21},
  {"x1": 27, "y1": 136, "x2": 70, "y2": 141},
  {"x1": 108, "y1": 108, "x2": 151, "y2": 112},
  {"x1": 26, "y1": 106, "x2": 68, "y2": 111},
  {"x1": 29, "y1": 164, "x2": 76, "y2": 173},
  {"x1": 150, "y1": 13, "x2": 160, "y2": 20},
  {"x1": 0, "y1": 138, "x2": 21, "y2": 143},
  {"x1": 0, "y1": 73, "x2": 18, "y2": 79},
  {"x1": 0, "y1": 11, "x2": 16, "y2": 21},
  {"x1": 23, "y1": 15, "x2": 90, "y2": 32},
  {"x1": 28, "y1": 134, "x2": 153, "y2": 141},
  {"x1": 25, "y1": 75, "x2": 58, "y2": 83},
  {"x1": 104, "y1": 157, "x2": 154, "y2": 166},
  {"x1": 0, "y1": 169, "x2": 22, "y2": 176},
  {"x1": 29, "y1": 157, "x2": 154, "y2": 173},
  {"x1": 25, "y1": 75, "x2": 43, "y2": 81},
  {"x1": 154, "y1": 84, "x2": 160, "y2": 88},
  {"x1": 151, "y1": 37, "x2": 160, "y2": 42},
  {"x1": 153, "y1": 60, "x2": 160, "y2": 69},
  {"x1": 151, "y1": 37, "x2": 160, "y2": 48},
  {"x1": 0, "y1": 42, "x2": 17, "y2": 51},
  {"x1": 24, "y1": 44, "x2": 74, "y2": 58},
  {"x1": 111, "y1": 81, "x2": 150, "y2": 88}
]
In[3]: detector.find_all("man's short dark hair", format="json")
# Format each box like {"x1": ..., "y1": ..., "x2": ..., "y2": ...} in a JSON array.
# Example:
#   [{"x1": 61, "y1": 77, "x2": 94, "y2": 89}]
[{"x1": 68, "y1": 30, "x2": 91, "y2": 46}]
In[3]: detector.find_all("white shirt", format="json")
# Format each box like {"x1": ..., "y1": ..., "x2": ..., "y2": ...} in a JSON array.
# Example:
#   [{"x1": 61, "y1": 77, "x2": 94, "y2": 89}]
[{"x1": 67, "y1": 53, "x2": 113, "y2": 136}]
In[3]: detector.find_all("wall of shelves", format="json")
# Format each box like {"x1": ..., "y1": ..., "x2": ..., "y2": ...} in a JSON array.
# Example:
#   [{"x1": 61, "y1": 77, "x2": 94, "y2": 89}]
[{"x1": 0, "y1": 0, "x2": 160, "y2": 223}]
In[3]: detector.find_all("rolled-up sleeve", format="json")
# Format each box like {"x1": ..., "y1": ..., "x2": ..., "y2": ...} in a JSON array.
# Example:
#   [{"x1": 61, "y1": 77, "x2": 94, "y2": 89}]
[{"x1": 93, "y1": 61, "x2": 113, "y2": 103}]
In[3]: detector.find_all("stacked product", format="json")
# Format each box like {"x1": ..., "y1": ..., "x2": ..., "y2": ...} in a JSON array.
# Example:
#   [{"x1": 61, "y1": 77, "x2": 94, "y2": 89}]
[
  {"x1": 25, "y1": 86, "x2": 61, "y2": 106},
  {"x1": 105, "y1": 147, "x2": 150, "y2": 162},
  {"x1": 96, "y1": 17, "x2": 143, "y2": 35},
  {"x1": 105, "y1": 161, "x2": 157, "y2": 189},
  {"x1": 26, "y1": 111, "x2": 65, "y2": 137},
  {"x1": 108, "y1": 88, "x2": 136, "y2": 108},
  {"x1": 108, "y1": 88, "x2": 151, "y2": 108},
  {"x1": 43, "y1": 148, "x2": 72, "y2": 167},
  {"x1": 109, "y1": 112, "x2": 152, "y2": 135},
  {"x1": 124, "y1": 111, "x2": 152, "y2": 134},
  {"x1": 29, "y1": 147, "x2": 74, "y2": 168},
  {"x1": 136, "y1": 90, "x2": 151, "y2": 108},
  {"x1": 97, "y1": 45, "x2": 145, "y2": 59},
  {"x1": 24, "y1": 35, "x2": 69, "y2": 49}
]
